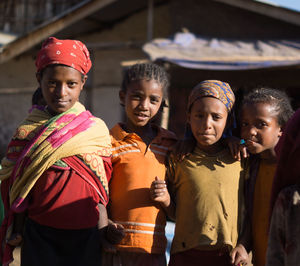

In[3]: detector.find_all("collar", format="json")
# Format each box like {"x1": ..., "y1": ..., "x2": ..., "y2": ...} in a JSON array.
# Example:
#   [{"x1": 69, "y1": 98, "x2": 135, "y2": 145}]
[{"x1": 110, "y1": 123, "x2": 177, "y2": 145}]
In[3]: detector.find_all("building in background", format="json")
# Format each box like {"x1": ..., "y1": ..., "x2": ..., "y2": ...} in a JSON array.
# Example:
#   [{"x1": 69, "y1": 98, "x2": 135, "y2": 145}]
[{"x1": 0, "y1": 0, "x2": 300, "y2": 155}]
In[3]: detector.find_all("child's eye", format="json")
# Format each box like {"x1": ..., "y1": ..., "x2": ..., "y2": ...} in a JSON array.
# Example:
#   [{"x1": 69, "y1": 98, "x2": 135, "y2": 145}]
[
  {"x1": 150, "y1": 97, "x2": 160, "y2": 103},
  {"x1": 257, "y1": 122, "x2": 267, "y2": 128},
  {"x1": 47, "y1": 81, "x2": 56, "y2": 86},
  {"x1": 212, "y1": 114, "x2": 222, "y2": 120},
  {"x1": 241, "y1": 122, "x2": 248, "y2": 127},
  {"x1": 131, "y1": 94, "x2": 141, "y2": 100},
  {"x1": 68, "y1": 82, "x2": 77, "y2": 87}
]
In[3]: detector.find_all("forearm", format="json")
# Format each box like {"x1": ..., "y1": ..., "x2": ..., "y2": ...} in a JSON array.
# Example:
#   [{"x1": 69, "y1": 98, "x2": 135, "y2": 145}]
[
  {"x1": 237, "y1": 218, "x2": 252, "y2": 252},
  {"x1": 98, "y1": 203, "x2": 108, "y2": 236},
  {"x1": 160, "y1": 199, "x2": 176, "y2": 221}
]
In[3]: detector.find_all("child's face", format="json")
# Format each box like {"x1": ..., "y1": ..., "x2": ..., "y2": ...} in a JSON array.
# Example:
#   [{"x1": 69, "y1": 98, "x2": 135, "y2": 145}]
[
  {"x1": 240, "y1": 102, "x2": 282, "y2": 158},
  {"x1": 188, "y1": 97, "x2": 228, "y2": 153},
  {"x1": 120, "y1": 79, "x2": 163, "y2": 129},
  {"x1": 37, "y1": 65, "x2": 86, "y2": 114}
]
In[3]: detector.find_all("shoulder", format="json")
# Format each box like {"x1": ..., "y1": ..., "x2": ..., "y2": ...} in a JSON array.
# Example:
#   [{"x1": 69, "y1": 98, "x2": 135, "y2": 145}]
[
  {"x1": 158, "y1": 127, "x2": 177, "y2": 140},
  {"x1": 109, "y1": 123, "x2": 126, "y2": 144},
  {"x1": 152, "y1": 123, "x2": 177, "y2": 140},
  {"x1": 92, "y1": 116, "x2": 109, "y2": 132}
]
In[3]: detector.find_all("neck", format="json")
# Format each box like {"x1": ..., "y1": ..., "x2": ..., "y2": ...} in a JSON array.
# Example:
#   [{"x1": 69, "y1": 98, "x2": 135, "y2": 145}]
[
  {"x1": 46, "y1": 106, "x2": 59, "y2": 116},
  {"x1": 123, "y1": 122, "x2": 156, "y2": 145},
  {"x1": 259, "y1": 148, "x2": 277, "y2": 163},
  {"x1": 197, "y1": 140, "x2": 225, "y2": 155}
]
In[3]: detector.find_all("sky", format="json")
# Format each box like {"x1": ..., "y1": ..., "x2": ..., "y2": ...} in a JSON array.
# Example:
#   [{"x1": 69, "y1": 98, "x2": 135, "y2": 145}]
[{"x1": 256, "y1": 0, "x2": 300, "y2": 12}]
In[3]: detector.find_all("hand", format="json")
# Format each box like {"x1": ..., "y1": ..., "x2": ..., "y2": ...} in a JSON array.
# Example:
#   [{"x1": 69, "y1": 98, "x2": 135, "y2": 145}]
[
  {"x1": 6, "y1": 233, "x2": 23, "y2": 246},
  {"x1": 150, "y1": 176, "x2": 170, "y2": 208},
  {"x1": 230, "y1": 244, "x2": 249, "y2": 265},
  {"x1": 226, "y1": 136, "x2": 248, "y2": 161},
  {"x1": 100, "y1": 222, "x2": 125, "y2": 253},
  {"x1": 107, "y1": 222, "x2": 125, "y2": 245}
]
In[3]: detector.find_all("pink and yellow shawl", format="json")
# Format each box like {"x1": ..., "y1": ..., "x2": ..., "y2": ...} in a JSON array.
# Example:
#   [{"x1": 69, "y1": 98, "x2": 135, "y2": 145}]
[{"x1": 0, "y1": 101, "x2": 111, "y2": 265}]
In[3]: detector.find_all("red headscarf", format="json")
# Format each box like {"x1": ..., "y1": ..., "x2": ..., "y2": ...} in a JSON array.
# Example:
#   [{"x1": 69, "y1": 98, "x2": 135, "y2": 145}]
[
  {"x1": 270, "y1": 108, "x2": 300, "y2": 218},
  {"x1": 35, "y1": 37, "x2": 92, "y2": 75}
]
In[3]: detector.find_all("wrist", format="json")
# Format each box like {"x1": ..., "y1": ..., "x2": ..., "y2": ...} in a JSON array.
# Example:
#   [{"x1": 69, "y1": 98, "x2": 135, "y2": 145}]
[{"x1": 161, "y1": 197, "x2": 171, "y2": 208}]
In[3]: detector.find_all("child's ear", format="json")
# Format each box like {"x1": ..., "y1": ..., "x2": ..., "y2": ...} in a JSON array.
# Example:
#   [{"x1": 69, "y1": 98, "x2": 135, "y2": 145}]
[
  {"x1": 187, "y1": 113, "x2": 191, "y2": 124},
  {"x1": 278, "y1": 126, "x2": 283, "y2": 137},
  {"x1": 80, "y1": 75, "x2": 88, "y2": 91},
  {"x1": 36, "y1": 73, "x2": 41, "y2": 85},
  {"x1": 119, "y1": 90, "x2": 126, "y2": 107},
  {"x1": 82, "y1": 75, "x2": 88, "y2": 85}
]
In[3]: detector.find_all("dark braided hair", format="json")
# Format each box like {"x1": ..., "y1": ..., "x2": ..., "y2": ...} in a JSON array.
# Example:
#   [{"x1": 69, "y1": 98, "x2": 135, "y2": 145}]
[
  {"x1": 32, "y1": 87, "x2": 44, "y2": 106},
  {"x1": 121, "y1": 63, "x2": 169, "y2": 100},
  {"x1": 242, "y1": 88, "x2": 294, "y2": 128}
]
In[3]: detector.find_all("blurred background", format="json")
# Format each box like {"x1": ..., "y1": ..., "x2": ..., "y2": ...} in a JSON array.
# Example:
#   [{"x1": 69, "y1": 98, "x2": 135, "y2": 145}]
[{"x1": 1, "y1": 0, "x2": 300, "y2": 156}]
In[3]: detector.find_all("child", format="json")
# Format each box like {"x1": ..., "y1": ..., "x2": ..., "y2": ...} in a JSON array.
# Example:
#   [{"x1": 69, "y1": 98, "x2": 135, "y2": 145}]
[
  {"x1": 151, "y1": 80, "x2": 249, "y2": 266},
  {"x1": 104, "y1": 63, "x2": 177, "y2": 266},
  {"x1": 0, "y1": 37, "x2": 112, "y2": 266},
  {"x1": 233, "y1": 88, "x2": 294, "y2": 266},
  {"x1": 266, "y1": 108, "x2": 300, "y2": 266}
]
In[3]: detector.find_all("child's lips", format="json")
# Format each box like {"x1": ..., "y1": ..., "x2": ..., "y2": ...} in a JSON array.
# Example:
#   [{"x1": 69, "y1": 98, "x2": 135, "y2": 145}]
[
  {"x1": 245, "y1": 139, "x2": 258, "y2": 148},
  {"x1": 54, "y1": 99, "x2": 68, "y2": 105},
  {"x1": 135, "y1": 113, "x2": 148, "y2": 119}
]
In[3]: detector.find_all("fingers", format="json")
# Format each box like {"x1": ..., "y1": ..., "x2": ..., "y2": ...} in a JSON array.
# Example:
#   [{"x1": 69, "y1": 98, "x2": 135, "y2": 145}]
[
  {"x1": 151, "y1": 177, "x2": 167, "y2": 190},
  {"x1": 150, "y1": 180, "x2": 167, "y2": 197},
  {"x1": 107, "y1": 223, "x2": 125, "y2": 244},
  {"x1": 230, "y1": 244, "x2": 249, "y2": 266},
  {"x1": 230, "y1": 249, "x2": 245, "y2": 265},
  {"x1": 150, "y1": 188, "x2": 167, "y2": 200},
  {"x1": 115, "y1": 223, "x2": 125, "y2": 230},
  {"x1": 230, "y1": 249, "x2": 237, "y2": 264},
  {"x1": 240, "y1": 146, "x2": 248, "y2": 158},
  {"x1": 7, "y1": 234, "x2": 23, "y2": 246}
]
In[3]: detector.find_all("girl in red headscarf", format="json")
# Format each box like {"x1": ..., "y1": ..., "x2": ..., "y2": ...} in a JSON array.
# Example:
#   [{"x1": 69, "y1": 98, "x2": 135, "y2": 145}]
[{"x1": 0, "y1": 37, "x2": 113, "y2": 266}]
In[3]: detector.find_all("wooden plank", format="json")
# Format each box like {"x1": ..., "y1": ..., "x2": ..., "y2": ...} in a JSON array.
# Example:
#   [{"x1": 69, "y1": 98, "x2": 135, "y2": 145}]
[
  {"x1": 0, "y1": 0, "x2": 116, "y2": 64},
  {"x1": 0, "y1": 87, "x2": 36, "y2": 94}
]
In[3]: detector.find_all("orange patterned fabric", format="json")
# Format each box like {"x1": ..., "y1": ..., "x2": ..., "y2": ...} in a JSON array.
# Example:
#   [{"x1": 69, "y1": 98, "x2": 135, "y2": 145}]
[{"x1": 109, "y1": 123, "x2": 177, "y2": 254}]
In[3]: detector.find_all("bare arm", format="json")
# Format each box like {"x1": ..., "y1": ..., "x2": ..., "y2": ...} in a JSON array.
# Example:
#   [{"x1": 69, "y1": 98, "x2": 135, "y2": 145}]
[
  {"x1": 98, "y1": 203, "x2": 116, "y2": 252},
  {"x1": 230, "y1": 214, "x2": 252, "y2": 265},
  {"x1": 150, "y1": 176, "x2": 176, "y2": 220}
]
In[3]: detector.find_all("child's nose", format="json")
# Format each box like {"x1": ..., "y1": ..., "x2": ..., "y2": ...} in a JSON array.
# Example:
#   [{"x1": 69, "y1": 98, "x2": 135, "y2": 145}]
[
  {"x1": 249, "y1": 126, "x2": 257, "y2": 136},
  {"x1": 55, "y1": 84, "x2": 67, "y2": 97},
  {"x1": 139, "y1": 99, "x2": 149, "y2": 109},
  {"x1": 202, "y1": 117, "x2": 212, "y2": 129}
]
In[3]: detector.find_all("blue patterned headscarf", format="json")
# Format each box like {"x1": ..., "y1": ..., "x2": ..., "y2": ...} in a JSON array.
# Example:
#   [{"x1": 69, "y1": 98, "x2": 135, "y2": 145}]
[{"x1": 187, "y1": 80, "x2": 235, "y2": 112}]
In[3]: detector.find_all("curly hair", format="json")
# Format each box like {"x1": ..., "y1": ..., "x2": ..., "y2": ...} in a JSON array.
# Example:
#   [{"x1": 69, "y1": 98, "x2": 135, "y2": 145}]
[
  {"x1": 121, "y1": 63, "x2": 169, "y2": 99},
  {"x1": 242, "y1": 87, "x2": 294, "y2": 128}
]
